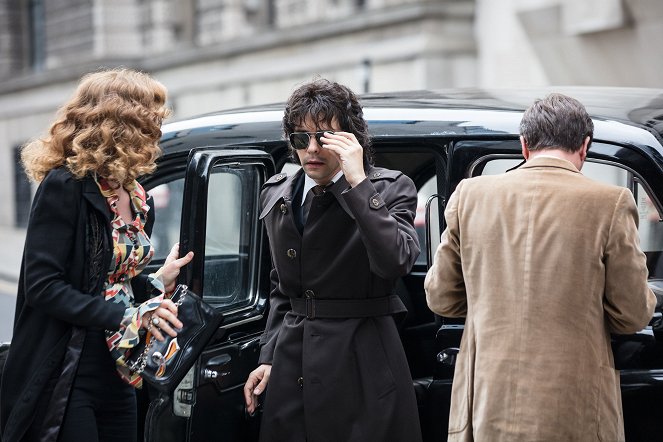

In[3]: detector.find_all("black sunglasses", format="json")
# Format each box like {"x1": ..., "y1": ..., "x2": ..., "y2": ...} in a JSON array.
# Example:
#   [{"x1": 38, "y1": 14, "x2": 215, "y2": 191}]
[{"x1": 289, "y1": 131, "x2": 334, "y2": 150}]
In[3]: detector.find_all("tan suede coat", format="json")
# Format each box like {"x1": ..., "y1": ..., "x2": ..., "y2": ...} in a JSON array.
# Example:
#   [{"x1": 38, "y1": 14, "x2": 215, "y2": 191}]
[{"x1": 425, "y1": 156, "x2": 656, "y2": 442}]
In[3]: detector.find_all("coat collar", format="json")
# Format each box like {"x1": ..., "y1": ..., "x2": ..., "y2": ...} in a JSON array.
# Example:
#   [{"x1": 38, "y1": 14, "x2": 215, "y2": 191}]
[
  {"x1": 518, "y1": 156, "x2": 581, "y2": 174},
  {"x1": 82, "y1": 175, "x2": 113, "y2": 223},
  {"x1": 259, "y1": 170, "x2": 301, "y2": 219},
  {"x1": 260, "y1": 168, "x2": 357, "y2": 220},
  {"x1": 260, "y1": 166, "x2": 386, "y2": 221}
]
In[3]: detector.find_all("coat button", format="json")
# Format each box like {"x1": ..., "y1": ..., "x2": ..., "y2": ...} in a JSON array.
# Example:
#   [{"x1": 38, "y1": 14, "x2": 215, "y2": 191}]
[
  {"x1": 286, "y1": 249, "x2": 297, "y2": 259},
  {"x1": 298, "y1": 376, "x2": 304, "y2": 389},
  {"x1": 371, "y1": 198, "x2": 380, "y2": 207},
  {"x1": 305, "y1": 289, "x2": 315, "y2": 298},
  {"x1": 372, "y1": 171, "x2": 381, "y2": 178},
  {"x1": 280, "y1": 203, "x2": 288, "y2": 214}
]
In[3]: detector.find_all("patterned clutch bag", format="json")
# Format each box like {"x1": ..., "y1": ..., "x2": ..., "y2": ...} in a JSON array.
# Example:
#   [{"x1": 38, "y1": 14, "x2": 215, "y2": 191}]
[{"x1": 127, "y1": 284, "x2": 224, "y2": 392}]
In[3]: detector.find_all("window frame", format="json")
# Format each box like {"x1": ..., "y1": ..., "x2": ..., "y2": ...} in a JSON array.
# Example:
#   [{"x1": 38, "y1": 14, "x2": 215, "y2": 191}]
[
  {"x1": 201, "y1": 160, "x2": 263, "y2": 313},
  {"x1": 143, "y1": 148, "x2": 275, "y2": 327}
]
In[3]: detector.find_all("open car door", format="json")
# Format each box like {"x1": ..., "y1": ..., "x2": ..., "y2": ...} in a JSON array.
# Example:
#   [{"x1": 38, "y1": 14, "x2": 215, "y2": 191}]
[{"x1": 142, "y1": 148, "x2": 275, "y2": 442}]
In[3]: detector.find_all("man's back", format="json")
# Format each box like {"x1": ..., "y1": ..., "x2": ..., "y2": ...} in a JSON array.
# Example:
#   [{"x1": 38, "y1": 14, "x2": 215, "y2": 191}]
[{"x1": 426, "y1": 156, "x2": 655, "y2": 441}]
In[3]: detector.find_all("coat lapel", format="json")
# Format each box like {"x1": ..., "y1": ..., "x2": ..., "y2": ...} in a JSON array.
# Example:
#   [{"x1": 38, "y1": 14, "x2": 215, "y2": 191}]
[
  {"x1": 81, "y1": 176, "x2": 112, "y2": 223},
  {"x1": 259, "y1": 170, "x2": 301, "y2": 220},
  {"x1": 327, "y1": 174, "x2": 355, "y2": 220}
]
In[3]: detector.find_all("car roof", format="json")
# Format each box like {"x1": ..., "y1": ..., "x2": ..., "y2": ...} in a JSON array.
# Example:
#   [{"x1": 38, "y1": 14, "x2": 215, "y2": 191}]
[{"x1": 161, "y1": 87, "x2": 663, "y2": 159}]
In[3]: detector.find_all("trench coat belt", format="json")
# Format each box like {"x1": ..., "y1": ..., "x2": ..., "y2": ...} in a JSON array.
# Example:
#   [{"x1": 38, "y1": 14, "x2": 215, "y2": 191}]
[{"x1": 289, "y1": 294, "x2": 407, "y2": 320}]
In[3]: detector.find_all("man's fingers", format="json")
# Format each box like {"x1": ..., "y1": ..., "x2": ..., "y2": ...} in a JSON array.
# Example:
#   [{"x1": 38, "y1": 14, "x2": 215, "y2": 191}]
[
  {"x1": 253, "y1": 372, "x2": 269, "y2": 395},
  {"x1": 244, "y1": 366, "x2": 270, "y2": 414},
  {"x1": 322, "y1": 131, "x2": 357, "y2": 147},
  {"x1": 244, "y1": 378, "x2": 256, "y2": 401},
  {"x1": 244, "y1": 376, "x2": 259, "y2": 411}
]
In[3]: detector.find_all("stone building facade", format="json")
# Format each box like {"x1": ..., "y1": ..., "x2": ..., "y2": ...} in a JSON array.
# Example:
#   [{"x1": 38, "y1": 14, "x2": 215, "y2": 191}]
[{"x1": 0, "y1": 0, "x2": 661, "y2": 228}]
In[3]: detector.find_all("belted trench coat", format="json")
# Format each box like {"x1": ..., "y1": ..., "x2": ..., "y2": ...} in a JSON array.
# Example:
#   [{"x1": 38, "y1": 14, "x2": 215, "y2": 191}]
[{"x1": 257, "y1": 167, "x2": 422, "y2": 442}]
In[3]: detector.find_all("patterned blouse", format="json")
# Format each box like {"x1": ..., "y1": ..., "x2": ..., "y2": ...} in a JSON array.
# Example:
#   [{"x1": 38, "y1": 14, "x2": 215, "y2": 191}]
[{"x1": 95, "y1": 177, "x2": 164, "y2": 388}]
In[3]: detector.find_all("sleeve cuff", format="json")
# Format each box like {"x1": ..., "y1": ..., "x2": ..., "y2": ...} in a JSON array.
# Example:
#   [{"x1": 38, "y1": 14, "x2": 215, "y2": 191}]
[
  {"x1": 147, "y1": 271, "x2": 166, "y2": 296},
  {"x1": 116, "y1": 294, "x2": 164, "y2": 349}
]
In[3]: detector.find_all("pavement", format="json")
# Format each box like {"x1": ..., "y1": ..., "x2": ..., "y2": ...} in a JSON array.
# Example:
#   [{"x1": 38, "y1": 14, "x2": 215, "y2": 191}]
[{"x1": 0, "y1": 226, "x2": 25, "y2": 293}]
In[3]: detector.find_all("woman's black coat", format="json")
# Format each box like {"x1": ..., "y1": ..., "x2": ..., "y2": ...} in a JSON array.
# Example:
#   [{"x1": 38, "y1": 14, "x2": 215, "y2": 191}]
[{"x1": 0, "y1": 167, "x2": 154, "y2": 442}]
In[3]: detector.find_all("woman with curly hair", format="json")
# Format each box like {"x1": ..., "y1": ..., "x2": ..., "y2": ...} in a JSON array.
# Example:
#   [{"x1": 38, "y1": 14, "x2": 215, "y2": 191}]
[{"x1": 0, "y1": 68, "x2": 192, "y2": 442}]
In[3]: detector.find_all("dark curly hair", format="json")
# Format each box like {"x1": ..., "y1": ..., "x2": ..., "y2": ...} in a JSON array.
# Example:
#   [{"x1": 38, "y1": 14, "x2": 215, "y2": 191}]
[{"x1": 283, "y1": 78, "x2": 373, "y2": 168}]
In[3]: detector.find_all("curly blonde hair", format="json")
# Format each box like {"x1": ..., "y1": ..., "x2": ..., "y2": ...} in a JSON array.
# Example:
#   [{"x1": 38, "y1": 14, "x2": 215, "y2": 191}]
[{"x1": 22, "y1": 68, "x2": 170, "y2": 185}]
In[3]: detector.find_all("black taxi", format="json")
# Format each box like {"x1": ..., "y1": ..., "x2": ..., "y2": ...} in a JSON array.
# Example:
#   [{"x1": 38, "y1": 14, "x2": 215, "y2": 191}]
[{"x1": 138, "y1": 87, "x2": 663, "y2": 441}]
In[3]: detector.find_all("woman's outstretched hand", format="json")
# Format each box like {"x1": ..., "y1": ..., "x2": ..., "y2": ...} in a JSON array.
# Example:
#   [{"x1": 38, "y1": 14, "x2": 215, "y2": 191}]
[{"x1": 158, "y1": 243, "x2": 194, "y2": 293}]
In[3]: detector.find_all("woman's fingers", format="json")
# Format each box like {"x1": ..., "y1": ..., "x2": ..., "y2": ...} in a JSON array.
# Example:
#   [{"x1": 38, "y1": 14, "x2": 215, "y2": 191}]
[
  {"x1": 149, "y1": 326, "x2": 165, "y2": 342},
  {"x1": 159, "y1": 251, "x2": 194, "y2": 292},
  {"x1": 173, "y1": 251, "x2": 194, "y2": 268},
  {"x1": 164, "y1": 242, "x2": 180, "y2": 266},
  {"x1": 160, "y1": 298, "x2": 179, "y2": 314},
  {"x1": 146, "y1": 303, "x2": 183, "y2": 342},
  {"x1": 154, "y1": 319, "x2": 178, "y2": 339},
  {"x1": 156, "y1": 306, "x2": 183, "y2": 330}
]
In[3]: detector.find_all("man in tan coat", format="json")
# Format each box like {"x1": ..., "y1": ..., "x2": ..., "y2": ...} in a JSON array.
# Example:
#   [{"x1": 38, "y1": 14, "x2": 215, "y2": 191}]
[{"x1": 425, "y1": 93, "x2": 657, "y2": 441}]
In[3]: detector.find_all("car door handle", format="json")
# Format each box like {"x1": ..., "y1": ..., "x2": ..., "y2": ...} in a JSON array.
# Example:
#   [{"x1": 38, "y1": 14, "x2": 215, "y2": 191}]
[
  {"x1": 202, "y1": 353, "x2": 232, "y2": 380},
  {"x1": 239, "y1": 336, "x2": 261, "y2": 353},
  {"x1": 437, "y1": 347, "x2": 459, "y2": 366}
]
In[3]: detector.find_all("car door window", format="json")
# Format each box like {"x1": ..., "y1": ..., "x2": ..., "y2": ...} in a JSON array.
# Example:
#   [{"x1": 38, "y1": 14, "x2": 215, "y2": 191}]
[
  {"x1": 149, "y1": 178, "x2": 184, "y2": 261},
  {"x1": 416, "y1": 176, "x2": 440, "y2": 266},
  {"x1": 477, "y1": 157, "x2": 663, "y2": 278},
  {"x1": 635, "y1": 182, "x2": 663, "y2": 277},
  {"x1": 203, "y1": 164, "x2": 261, "y2": 309}
]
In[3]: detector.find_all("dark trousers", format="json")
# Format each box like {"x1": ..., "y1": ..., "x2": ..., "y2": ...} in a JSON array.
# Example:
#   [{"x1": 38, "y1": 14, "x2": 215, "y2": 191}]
[{"x1": 57, "y1": 331, "x2": 137, "y2": 442}]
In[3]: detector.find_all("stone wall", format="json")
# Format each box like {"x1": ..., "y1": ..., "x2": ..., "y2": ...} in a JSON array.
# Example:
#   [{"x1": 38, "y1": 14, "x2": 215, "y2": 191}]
[{"x1": 4, "y1": 0, "x2": 663, "y2": 228}]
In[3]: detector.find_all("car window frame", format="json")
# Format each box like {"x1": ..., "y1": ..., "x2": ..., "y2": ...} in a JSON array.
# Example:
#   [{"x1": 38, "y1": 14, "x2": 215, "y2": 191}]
[{"x1": 175, "y1": 147, "x2": 275, "y2": 325}]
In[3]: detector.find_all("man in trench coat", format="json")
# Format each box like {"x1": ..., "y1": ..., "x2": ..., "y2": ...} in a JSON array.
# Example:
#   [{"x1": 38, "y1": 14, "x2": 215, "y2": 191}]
[
  {"x1": 243, "y1": 79, "x2": 422, "y2": 442},
  {"x1": 425, "y1": 93, "x2": 657, "y2": 441}
]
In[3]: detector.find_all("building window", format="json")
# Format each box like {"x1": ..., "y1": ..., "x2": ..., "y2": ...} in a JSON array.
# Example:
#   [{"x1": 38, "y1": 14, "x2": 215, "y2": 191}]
[
  {"x1": 267, "y1": 0, "x2": 276, "y2": 27},
  {"x1": 28, "y1": 0, "x2": 45, "y2": 71},
  {"x1": 13, "y1": 145, "x2": 31, "y2": 227}
]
